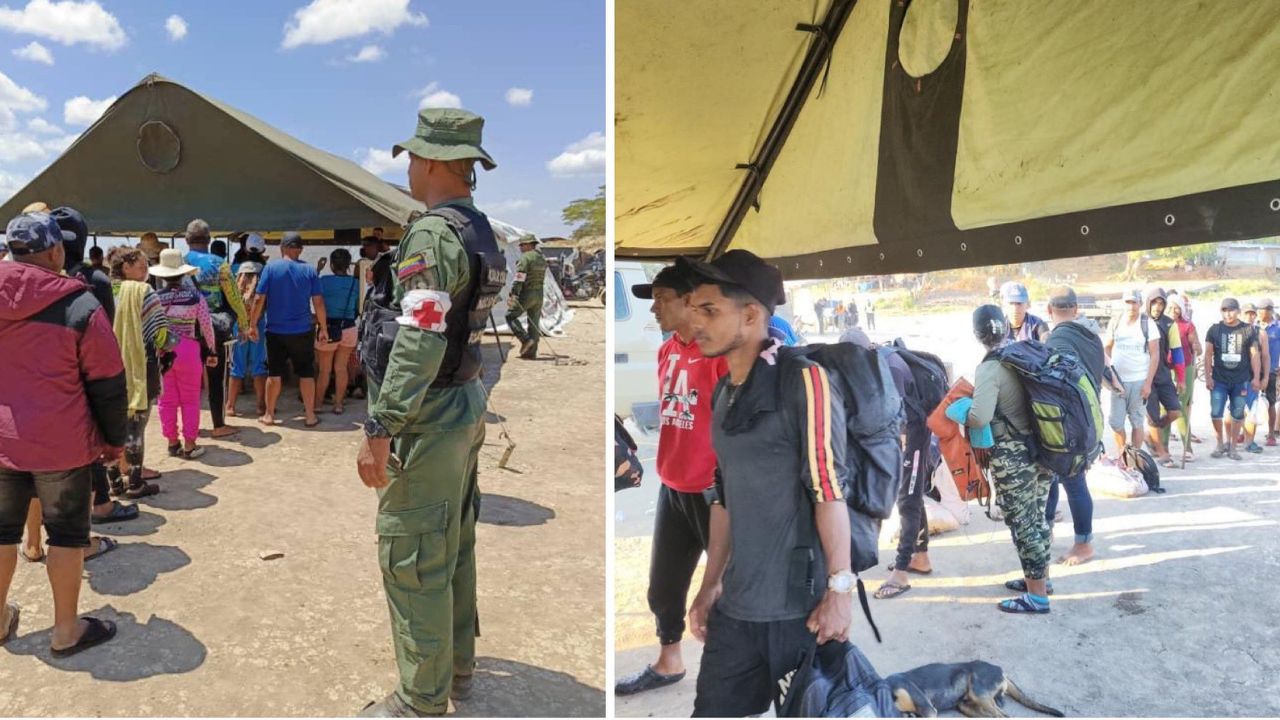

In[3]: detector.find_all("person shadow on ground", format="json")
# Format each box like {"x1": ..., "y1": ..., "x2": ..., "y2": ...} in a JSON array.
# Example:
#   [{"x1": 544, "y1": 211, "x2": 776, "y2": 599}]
[{"x1": 450, "y1": 656, "x2": 603, "y2": 718}]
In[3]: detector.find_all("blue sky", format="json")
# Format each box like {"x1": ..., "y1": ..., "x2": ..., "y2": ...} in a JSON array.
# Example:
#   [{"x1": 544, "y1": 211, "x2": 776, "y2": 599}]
[{"x1": 0, "y1": 0, "x2": 605, "y2": 237}]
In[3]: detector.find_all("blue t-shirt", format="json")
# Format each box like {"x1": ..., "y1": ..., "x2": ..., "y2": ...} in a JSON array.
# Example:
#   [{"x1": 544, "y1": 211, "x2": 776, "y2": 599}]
[
  {"x1": 320, "y1": 274, "x2": 360, "y2": 321},
  {"x1": 1266, "y1": 320, "x2": 1280, "y2": 371},
  {"x1": 256, "y1": 258, "x2": 322, "y2": 335}
]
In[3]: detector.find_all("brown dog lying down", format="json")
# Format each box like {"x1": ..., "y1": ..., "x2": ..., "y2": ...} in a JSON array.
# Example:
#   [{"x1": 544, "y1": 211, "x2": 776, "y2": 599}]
[{"x1": 885, "y1": 661, "x2": 1065, "y2": 717}]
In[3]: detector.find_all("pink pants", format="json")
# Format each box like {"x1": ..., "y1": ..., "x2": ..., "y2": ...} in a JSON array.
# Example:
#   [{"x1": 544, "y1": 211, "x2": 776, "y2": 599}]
[{"x1": 159, "y1": 336, "x2": 203, "y2": 444}]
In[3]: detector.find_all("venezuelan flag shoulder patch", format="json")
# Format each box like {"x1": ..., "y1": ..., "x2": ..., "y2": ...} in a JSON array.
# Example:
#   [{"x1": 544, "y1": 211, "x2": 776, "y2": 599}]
[{"x1": 397, "y1": 248, "x2": 437, "y2": 281}]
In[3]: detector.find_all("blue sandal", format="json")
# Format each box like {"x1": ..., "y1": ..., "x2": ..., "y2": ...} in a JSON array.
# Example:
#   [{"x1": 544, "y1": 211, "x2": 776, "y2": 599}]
[
  {"x1": 1004, "y1": 578, "x2": 1054, "y2": 595},
  {"x1": 998, "y1": 593, "x2": 1050, "y2": 614}
]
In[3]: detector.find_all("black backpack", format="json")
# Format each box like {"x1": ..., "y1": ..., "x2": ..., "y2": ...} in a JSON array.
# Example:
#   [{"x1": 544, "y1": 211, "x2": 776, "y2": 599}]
[
  {"x1": 879, "y1": 339, "x2": 949, "y2": 426},
  {"x1": 1123, "y1": 445, "x2": 1165, "y2": 494}
]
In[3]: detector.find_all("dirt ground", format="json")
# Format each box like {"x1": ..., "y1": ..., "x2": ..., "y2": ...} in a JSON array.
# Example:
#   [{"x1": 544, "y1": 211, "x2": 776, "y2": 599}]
[
  {"x1": 1, "y1": 303, "x2": 606, "y2": 717},
  {"x1": 615, "y1": 309, "x2": 1280, "y2": 718}
]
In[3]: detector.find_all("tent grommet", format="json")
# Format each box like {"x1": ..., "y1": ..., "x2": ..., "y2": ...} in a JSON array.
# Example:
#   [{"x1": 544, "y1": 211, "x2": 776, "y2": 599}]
[
  {"x1": 1270, "y1": 198, "x2": 1280, "y2": 211},
  {"x1": 960, "y1": 242, "x2": 968, "y2": 252},
  {"x1": 1014, "y1": 236, "x2": 1023, "y2": 246},
  {"x1": 1164, "y1": 214, "x2": 1175, "y2": 226},
  {"x1": 916, "y1": 249, "x2": 923, "y2": 258},
  {"x1": 846, "y1": 256, "x2": 852, "y2": 263},
  {"x1": 878, "y1": 252, "x2": 886, "y2": 261},
  {"x1": 818, "y1": 259, "x2": 824, "y2": 267},
  {"x1": 1080, "y1": 225, "x2": 1090, "y2": 236}
]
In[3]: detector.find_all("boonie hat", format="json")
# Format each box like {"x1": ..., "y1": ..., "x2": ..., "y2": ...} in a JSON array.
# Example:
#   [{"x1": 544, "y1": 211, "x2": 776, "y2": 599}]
[
  {"x1": 1000, "y1": 281, "x2": 1029, "y2": 304},
  {"x1": 686, "y1": 249, "x2": 786, "y2": 314},
  {"x1": 391, "y1": 108, "x2": 497, "y2": 171},
  {"x1": 5, "y1": 212, "x2": 75, "y2": 255},
  {"x1": 517, "y1": 233, "x2": 541, "y2": 246},
  {"x1": 631, "y1": 262, "x2": 692, "y2": 299},
  {"x1": 280, "y1": 231, "x2": 304, "y2": 249},
  {"x1": 150, "y1": 248, "x2": 197, "y2": 278}
]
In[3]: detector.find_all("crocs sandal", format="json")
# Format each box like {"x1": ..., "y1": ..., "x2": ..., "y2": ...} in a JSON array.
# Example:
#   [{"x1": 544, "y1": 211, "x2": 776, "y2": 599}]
[
  {"x1": 125, "y1": 481, "x2": 160, "y2": 499},
  {"x1": 875, "y1": 581, "x2": 911, "y2": 599},
  {"x1": 998, "y1": 593, "x2": 1050, "y2": 614},
  {"x1": 90, "y1": 501, "x2": 139, "y2": 524},
  {"x1": 1004, "y1": 578, "x2": 1054, "y2": 595},
  {"x1": 50, "y1": 617, "x2": 117, "y2": 658},
  {"x1": 85, "y1": 536, "x2": 118, "y2": 562},
  {"x1": 614, "y1": 666, "x2": 687, "y2": 696},
  {"x1": 0, "y1": 603, "x2": 18, "y2": 646}
]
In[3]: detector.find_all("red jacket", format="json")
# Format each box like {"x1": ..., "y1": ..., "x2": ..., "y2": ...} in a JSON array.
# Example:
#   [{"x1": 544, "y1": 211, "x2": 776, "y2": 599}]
[{"x1": 0, "y1": 262, "x2": 127, "y2": 471}]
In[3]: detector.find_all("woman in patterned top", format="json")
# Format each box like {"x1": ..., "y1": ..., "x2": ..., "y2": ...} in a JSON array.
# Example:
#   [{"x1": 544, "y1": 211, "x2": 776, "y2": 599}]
[{"x1": 151, "y1": 249, "x2": 217, "y2": 459}]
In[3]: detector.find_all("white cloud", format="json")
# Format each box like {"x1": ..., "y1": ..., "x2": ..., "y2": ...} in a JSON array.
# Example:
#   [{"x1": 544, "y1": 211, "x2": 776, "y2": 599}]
[
  {"x1": 0, "y1": 70, "x2": 47, "y2": 113},
  {"x1": 484, "y1": 198, "x2": 533, "y2": 214},
  {"x1": 417, "y1": 81, "x2": 461, "y2": 110},
  {"x1": 63, "y1": 94, "x2": 114, "y2": 126},
  {"x1": 357, "y1": 147, "x2": 407, "y2": 178},
  {"x1": 0, "y1": 0, "x2": 126, "y2": 50},
  {"x1": 282, "y1": 0, "x2": 426, "y2": 49},
  {"x1": 165, "y1": 14, "x2": 187, "y2": 41},
  {"x1": 26, "y1": 116, "x2": 60, "y2": 134},
  {"x1": 41, "y1": 132, "x2": 74, "y2": 153},
  {"x1": 347, "y1": 44, "x2": 384, "y2": 63},
  {"x1": 547, "y1": 131, "x2": 606, "y2": 177},
  {"x1": 0, "y1": 131, "x2": 46, "y2": 161},
  {"x1": 0, "y1": 169, "x2": 30, "y2": 200},
  {"x1": 505, "y1": 87, "x2": 533, "y2": 107},
  {"x1": 12, "y1": 40, "x2": 53, "y2": 64}
]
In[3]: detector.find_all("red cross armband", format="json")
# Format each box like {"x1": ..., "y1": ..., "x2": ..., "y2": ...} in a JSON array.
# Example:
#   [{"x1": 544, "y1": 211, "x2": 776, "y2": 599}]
[{"x1": 397, "y1": 290, "x2": 452, "y2": 333}]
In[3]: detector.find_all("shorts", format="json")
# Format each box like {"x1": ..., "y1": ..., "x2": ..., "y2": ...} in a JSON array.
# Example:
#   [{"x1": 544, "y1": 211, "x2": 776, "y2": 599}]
[
  {"x1": 1210, "y1": 381, "x2": 1249, "y2": 420},
  {"x1": 266, "y1": 330, "x2": 316, "y2": 378},
  {"x1": 0, "y1": 465, "x2": 93, "y2": 548},
  {"x1": 692, "y1": 606, "x2": 814, "y2": 717},
  {"x1": 230, "y1": 336, "x2": 267, "y2": 379},
  {"x1": 1109, "y1": 380, "x2": 1146, "y2": 432},
  {"x1": 316, "y1": 324, "x2": 357, "y2": 351},
  {"x1": 1145, "y1": 376, "x2": 1182, "y2": 426}
]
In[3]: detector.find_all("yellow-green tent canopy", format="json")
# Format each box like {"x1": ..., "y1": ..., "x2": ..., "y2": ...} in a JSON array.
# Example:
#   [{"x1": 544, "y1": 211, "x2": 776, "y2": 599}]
[
  {"x1": 0, "y1": 73, "x2": 424, "y2": 237},
  {"x1": 616, "y1": 0, "x2": 1280, "y2": 278}
]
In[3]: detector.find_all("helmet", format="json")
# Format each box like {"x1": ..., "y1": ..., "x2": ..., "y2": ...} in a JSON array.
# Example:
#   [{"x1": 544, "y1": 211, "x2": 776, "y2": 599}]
[{"x1": 973, "y1": 304, "x2": 1007, "y2": 347}]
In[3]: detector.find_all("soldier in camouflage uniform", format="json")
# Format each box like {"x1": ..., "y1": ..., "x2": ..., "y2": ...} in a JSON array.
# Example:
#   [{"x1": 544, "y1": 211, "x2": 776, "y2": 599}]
[
  {"x1": 356, "y1": 108, "x2": 509, "y2": 717},
  {"x1": 953, "y1": 305, "x2": 1053, "y2": 614},
  {"x1": 505, "y1": 234, "x2": 547, "y2": 359}
]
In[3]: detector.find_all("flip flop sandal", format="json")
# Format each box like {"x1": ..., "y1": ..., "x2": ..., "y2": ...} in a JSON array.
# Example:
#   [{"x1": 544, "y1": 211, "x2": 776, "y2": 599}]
[
  {"x1": 85, "y1": 536, "x2": 119, "y2": 562},
  {"x1": 91, "y1": 502, "x2": 140, "y2": 524},
  {"x1": 1004, "y1": 578, "x2": 1054, "y2": 595},
  {"x1": 332, "y1": 406, "x2": 344, "y2": 415},
  {"x1": 140, "y1": 468, "x2": 162, "y2": 481},
  {"x1": 886, "y1": 563, "x2": 932, "y2": 576},
  {"x1": 21, "y1": 548, "x2": 45, "y2": 563},
  {"x1": 125, "y1": 482, "x2": 161, "y2": 499},
  {"x1": 998, "y1": 594, "x2": 1050, "y2": 614},
  {"x1": 614, "y1": 665, "x2": 686, "y2": 696},
  {"x1": 1210, "y1": 446, "x2": 1228, "y2": 459},
  {"x1": 1159, "y1": 457, "x2": 1177, "y2": 468},
  {"x1": 304, "y1": 418, "x2": 322, "y2": 428},
  {"x1": 0, "y1": 603, "x2": 18, "y2": 646},
  {"x1": 874, "y1": 582, "x2": 912, "y2": 600},
  {"x1": 50, "y1": 617, "x2": 117, "y2": 658}
]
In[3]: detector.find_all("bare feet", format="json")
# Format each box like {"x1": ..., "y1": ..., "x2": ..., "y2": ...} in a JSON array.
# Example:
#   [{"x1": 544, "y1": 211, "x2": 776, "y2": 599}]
[
  {"x1": 224, "y1": 404, "x2": 238, "y2": 418},
  {"x1": 210, "y1": 425, "x2": 239, "y2": 439},
  {"x1": 258, "y1": 415, "x2": 278, "y2": 426},
  {"x1": 1058, "y1": 542, "x2": 1095, "y2": 566}
]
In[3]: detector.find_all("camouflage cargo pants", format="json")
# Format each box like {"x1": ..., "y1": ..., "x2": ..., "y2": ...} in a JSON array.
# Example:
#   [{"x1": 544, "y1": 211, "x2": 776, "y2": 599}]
[{"x1": 989, "y1": 436, "x2": 1052, "y2": 580}]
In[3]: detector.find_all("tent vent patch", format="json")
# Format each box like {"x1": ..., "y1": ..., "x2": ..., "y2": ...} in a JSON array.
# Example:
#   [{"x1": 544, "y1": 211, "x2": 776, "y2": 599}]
[{"x1": 137, "y1": 120, "x2": 181, "y2": 174}]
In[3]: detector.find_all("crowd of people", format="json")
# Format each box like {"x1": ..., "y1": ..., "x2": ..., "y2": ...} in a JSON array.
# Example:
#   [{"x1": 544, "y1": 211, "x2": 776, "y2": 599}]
[
  {"x1": 614, "y1": 251, "x2": 1278, "y2": 716},
  {"x1": 811, "y1": 295, "x2": 876, "y2": 335},
  {"x1": 0, "y1": 106, "x2": 547, "y2": 717}
]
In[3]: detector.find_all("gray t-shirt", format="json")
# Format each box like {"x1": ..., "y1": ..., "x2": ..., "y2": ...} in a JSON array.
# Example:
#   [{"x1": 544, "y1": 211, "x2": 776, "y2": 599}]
[{"x1": 712, "y1": 352, "x2": 848, "y2": 622}]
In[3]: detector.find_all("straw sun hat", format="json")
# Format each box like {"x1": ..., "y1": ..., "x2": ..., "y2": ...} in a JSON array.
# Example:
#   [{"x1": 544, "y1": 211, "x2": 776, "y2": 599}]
[{"x1": 149, "y1": 248, "x2": 197, "y2": 278}]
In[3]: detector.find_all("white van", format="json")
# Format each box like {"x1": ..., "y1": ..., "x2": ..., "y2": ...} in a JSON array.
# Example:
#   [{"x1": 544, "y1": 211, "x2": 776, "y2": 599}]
[{"x1": 614, "y1": 260, "x2": 665, "y2": 429}]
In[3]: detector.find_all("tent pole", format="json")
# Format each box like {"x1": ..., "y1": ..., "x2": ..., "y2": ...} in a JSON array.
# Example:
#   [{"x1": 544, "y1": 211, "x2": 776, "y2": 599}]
[{"x1": 705, "y1": 0, "x2": 858, "y2": 261}]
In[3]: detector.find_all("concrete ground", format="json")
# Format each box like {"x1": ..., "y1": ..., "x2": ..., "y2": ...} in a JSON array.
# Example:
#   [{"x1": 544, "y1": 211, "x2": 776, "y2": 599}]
[
  {"x1": 615, "y1": 310, "x2": 1280, "y2": 717},
  {"x1": 1, "y1": 303, "x2": 606, "y2": 717}
]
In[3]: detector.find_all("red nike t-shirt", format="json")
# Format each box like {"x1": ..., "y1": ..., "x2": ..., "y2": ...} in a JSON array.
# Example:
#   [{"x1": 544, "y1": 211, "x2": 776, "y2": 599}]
[{"x1": 657, "y1": 334, "x2": 729, "y2": 493}]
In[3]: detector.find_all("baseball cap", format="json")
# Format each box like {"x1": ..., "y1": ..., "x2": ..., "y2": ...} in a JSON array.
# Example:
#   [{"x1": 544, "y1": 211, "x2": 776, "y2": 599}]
[
  {"x1": 5, "y1": 211, "x2": 75, "y2": 255},
  {"x1": 1124, "y1": 289, "x2": 1143, "y2": 304},
  {"x1": 1048, "y1": 285, "x2": 1078, "y2": 308},
  {"x1": 245, "y1": 233, "x2": 266, "y2": 252},
  {"x1": 1000, "y1": 281, "x2": 1029, "y2": 304},
  {"x1": 685, "y1": 249, "x2": 786, "y2": 314},
  {"x1": 1264, "y1": 298, "x2": 1276, "y2": 310},
  {"x1": 1221, "y1": 297, "x2": 1241, "y2": 311},
  {"x1": 631, "y1": 261, "x2": 692, "y2": 299},
  {"x1": 49, "y1": 206, "x2": 88, "y2": 245},
  {"x1": 1243, "y1": 300, "x2": 1258, "y2": 313},
  {"x1": 280, "y1": 231, "x2": 303, "y2": 249}
]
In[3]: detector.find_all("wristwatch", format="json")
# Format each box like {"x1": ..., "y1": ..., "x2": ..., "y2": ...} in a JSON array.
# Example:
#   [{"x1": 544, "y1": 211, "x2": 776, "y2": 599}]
[
  {"x1": 827, "y1": 570, "x2": 856, "y2": 594},
  {"x1": 363, "y1": 417, "x2": 392, "y2": 439}
]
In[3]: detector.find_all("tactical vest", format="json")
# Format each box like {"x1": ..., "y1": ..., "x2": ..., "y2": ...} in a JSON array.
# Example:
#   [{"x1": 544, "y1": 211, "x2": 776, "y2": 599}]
[{"x1": 359, "y1": 205, "x2": 507, "y2": 389}]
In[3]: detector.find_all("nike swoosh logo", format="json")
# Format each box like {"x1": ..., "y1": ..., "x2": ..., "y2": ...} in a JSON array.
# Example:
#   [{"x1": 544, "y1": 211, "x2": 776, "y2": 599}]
[{"x1": 688, "y1": 358, "x2": 701, "y2": 364}]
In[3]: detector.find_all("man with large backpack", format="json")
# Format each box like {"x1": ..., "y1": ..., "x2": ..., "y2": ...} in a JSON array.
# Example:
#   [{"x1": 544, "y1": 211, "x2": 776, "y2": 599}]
[
  {"x1": 683, "y1": 250, "x2": 856, "y2": 717},
  {"x1": 950, "y1": 305, "x2": 1055, "y2": 614}
]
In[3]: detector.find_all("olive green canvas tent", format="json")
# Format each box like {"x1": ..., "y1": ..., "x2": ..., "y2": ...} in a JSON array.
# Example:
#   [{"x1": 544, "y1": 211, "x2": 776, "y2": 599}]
[
  {"x1": 0, "y1": 73, "x2": 423, "y2": 235},
  {"x1": 615, "y1": 0, "x2": 1280, "y2": 278}
]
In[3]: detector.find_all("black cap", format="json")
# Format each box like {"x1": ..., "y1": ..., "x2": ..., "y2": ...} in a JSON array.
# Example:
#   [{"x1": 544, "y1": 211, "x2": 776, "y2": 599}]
[
  {"x1": 281, "y1": 231, "x2": 304, "y2": 249},
  {"x1": 1048, "y1": 285, "x2": 1077, "y2": 308},
  {"x1": 686, "y1": 249, "x2": 785, "y2": 314},
  {"x1": 49, "y1": 206, "x2": 88, "y2": 244},
  {"x1": 631, "y1": 262, "x2": 692, "y2": 299},
  {"x1": 1221, "y1": 297, "x2": 1240, "y2": 311}
]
